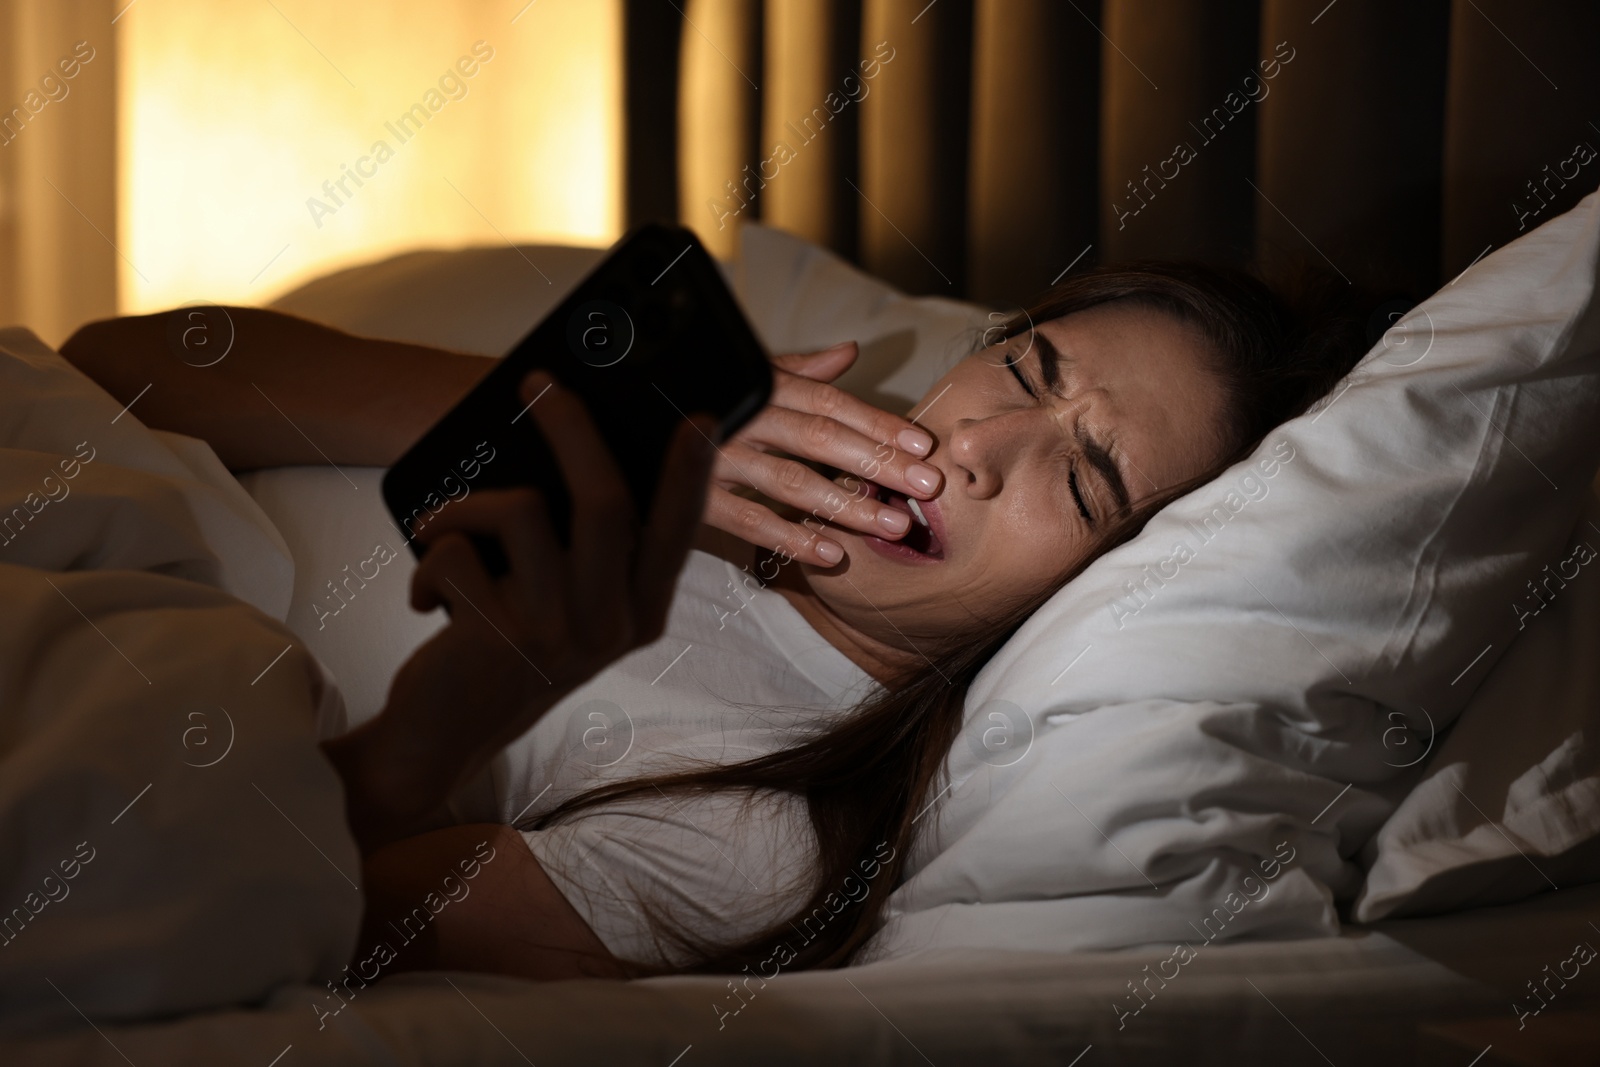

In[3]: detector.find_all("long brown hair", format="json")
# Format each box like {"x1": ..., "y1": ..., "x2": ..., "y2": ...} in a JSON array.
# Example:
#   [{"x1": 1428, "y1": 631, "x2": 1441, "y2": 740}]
[{"x1": 529, "y1": 260, "x2": 1372, "y2": 976}]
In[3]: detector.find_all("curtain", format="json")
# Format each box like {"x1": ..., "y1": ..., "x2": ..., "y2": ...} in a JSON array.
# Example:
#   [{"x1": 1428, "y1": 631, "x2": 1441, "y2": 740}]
[
  {"x1": 8, "y1": 1, "x2": 1599, "y2": 338},
  {"x1": 1443, "y1": 0, "x2": 1600, "y2": 275},
  {"x1": 0, "y1": 0, "x2": 118, "y2": 347},
  {"x1": 673, "y1": 0, "x2": 763, "y2": 261},
  {"x1": 654, "y1": 0, "x2": 1600, "y2": 306}
]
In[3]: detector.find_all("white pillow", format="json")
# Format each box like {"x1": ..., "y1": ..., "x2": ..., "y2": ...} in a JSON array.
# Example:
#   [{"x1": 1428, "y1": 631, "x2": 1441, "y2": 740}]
[
  {"x1": 865, "y1": 187, "x2": 1600, "y2": 959},
  {"x1": 1352, "y1": 480, "x2": 1600, "y2": 920},
  {"x1": 232, "y1": 465, "x2": 441, "y2": 727},
  {"x1": 269, "y1": 244, "x2": 610, "y2": 357},
  {"x1": 268, "y1": 222, "x2": 993, "y2": 406},
  {"x1": 729, "y1": 223, "x2": 993, "y2": 412}
]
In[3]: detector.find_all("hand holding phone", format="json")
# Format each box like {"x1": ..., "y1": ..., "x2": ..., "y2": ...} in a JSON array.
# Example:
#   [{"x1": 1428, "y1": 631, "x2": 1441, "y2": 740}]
[
  {"x1": 383, "y1": 225, "x2": 772, "y2": 575},
  {"x1": 335, "y1": 375, "x2": 718, "y2": 850}
]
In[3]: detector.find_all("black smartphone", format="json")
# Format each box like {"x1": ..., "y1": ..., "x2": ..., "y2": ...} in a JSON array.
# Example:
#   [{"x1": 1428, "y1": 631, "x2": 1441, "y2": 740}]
[{"x1": 382, "y1": 224, "x2": 772, "y2": 574}]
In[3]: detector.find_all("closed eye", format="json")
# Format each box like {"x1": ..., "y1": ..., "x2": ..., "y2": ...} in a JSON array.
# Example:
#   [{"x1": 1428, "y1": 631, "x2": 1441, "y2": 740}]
[
  {"x1": 1004, "y1": 348, "x2": 1036, "y2": 398},
  {"x1": 1068, "y1": 469, "x2": 1093, "y2": 524},
  {"x1": 1008, "y1": 349, "x2": 1095, "y2": 524}
]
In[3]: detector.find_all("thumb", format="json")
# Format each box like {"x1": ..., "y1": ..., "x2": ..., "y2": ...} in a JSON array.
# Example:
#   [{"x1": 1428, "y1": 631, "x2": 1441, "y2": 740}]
[
  {"x1": 409, "y1": 532, "x2": 492, "y2": 617},
  {"x1": 772, "y1": 340, "x2": 858, "y2": 382}
]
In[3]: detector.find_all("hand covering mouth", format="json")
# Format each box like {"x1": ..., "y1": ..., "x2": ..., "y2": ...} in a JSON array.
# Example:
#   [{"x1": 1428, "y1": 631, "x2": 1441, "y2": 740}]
[{"x1": 872, "y1": 483, "x2": 944, "y2": 558}]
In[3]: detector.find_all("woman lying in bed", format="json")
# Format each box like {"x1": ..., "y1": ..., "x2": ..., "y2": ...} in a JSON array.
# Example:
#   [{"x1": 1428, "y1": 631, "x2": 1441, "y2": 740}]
[{"x1": 60, "y1": 261, "x2": 1366, "y2": 983}]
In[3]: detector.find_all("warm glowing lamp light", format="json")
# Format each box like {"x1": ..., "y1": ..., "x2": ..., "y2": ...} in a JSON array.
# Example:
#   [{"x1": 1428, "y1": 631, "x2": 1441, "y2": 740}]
[{"x1": 118, "y1": 0, "x2": 622, "y2": 313}]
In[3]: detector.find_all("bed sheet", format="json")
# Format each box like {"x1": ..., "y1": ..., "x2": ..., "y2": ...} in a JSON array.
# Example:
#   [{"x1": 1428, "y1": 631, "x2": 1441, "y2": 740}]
[{"x1": 9, "y1": 881, "x2": 1596, "y2": 1065}]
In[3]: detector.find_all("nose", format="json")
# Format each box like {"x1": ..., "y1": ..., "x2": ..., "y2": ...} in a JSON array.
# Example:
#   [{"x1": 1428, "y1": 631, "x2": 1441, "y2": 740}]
[{"x1": 946, "y1": 407, "x2": 1045, "y2": 499}]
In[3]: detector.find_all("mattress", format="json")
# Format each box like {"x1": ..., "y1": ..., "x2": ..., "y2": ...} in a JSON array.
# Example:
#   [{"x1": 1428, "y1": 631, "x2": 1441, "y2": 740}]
[{"x1": 10, "y1": 880, "x2": 1597, "y2": 1065}]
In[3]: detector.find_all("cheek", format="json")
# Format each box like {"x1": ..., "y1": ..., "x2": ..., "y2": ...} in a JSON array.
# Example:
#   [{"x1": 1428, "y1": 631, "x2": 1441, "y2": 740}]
[{"x1": 977, "y1": 491, "x2": 1084, "y2": 592}]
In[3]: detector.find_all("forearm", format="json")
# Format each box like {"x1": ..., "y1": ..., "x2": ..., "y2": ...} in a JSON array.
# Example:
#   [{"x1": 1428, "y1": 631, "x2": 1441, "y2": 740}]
[
  {"x1": 59, "y1": 307, "x2": 490, "y2": 471},
  {"x1": 321, "y1": 702, "x2": 518, "y2": 856},
  {"x1": 321, "y1": 718, "x2": 450, "y2": 857},
  {"x1": 327, "y1": 733, "x2": 630, "y2": 979},
  {"x1": 357, "y1": 823, "x2": 630, "y2": 980}
]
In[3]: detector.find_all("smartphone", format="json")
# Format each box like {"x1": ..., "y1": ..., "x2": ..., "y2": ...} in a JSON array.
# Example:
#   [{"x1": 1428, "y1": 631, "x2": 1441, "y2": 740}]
[{"x1": 382, "y1": 224, "x2": 772, "y2": 575}]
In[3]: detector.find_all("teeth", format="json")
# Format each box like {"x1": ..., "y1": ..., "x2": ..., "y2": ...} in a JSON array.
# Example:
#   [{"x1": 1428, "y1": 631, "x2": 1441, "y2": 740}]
[{"x1": 906, "y1": 497, "x2": 930, "y2": 527}]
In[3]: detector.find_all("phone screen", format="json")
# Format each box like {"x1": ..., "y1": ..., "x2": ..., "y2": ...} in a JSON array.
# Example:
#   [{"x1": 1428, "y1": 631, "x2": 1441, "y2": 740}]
[{"x1": 382, "y1": 224, "x2": 772, "y2": 574}]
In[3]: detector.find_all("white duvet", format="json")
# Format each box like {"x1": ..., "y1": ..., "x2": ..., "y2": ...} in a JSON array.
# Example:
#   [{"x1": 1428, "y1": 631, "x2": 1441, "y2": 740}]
[{"x1": 0, "y1": 327, "x2": 360, "y2": 1028}]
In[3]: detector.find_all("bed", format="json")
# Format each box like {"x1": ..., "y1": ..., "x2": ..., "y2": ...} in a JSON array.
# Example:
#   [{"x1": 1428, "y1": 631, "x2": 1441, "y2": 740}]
[
  {"x1": 2, "y1": 216, "x2": 1597, "y2": 1064},
  {"x1": 6, "y1": 3, "x2": 1600, "y2": 1062},
  {"x1": 10, "y1": 882, "x2": 1600, "y2": 1065}
]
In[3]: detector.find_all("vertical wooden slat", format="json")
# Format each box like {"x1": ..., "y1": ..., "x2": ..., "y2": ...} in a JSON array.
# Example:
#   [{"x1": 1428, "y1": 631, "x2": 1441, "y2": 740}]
[
  {"x1": 623, "y1": 0, "x2": 684, "y2": 230},
  {"x1": 967, "y1": 0, "x2": 1100, "y2": 307},
  {"x1": 1443, "y1": 0, "x2": 1600, "y2": 278},
  {"x1": 857, "y1": 0, "x2": 971, "y2": 295},
  {"x1": 677, "y1": 0, "x2": 764, "y2": 258},
  {"x1": 1100, "y1": 0, "x2": 1258, "y2": 264},
  {"x1": 760, "y1": 0, "x2": 862, "y2": 259},
  {"x1": 1, "y1": 0, "x2": 118, "y2": 342},
  {"x1": 1256, "y1": 0, "x2": 1449, "y2": 297}
]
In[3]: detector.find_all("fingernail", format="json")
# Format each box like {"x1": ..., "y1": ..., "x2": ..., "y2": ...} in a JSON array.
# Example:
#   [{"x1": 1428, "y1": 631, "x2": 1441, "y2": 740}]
[
  {"x1": 877, "y1": 507, "x2": 911, "y2": 535},
  {"x1": 897, "y1": 427, "x2": 932, "y2": 456},
  {"x1": 816, "y1": 540, "x2": 844, "y2": 564},
  {"x1": 905, "y1": 463, "x2": 941, "y2": 496}
]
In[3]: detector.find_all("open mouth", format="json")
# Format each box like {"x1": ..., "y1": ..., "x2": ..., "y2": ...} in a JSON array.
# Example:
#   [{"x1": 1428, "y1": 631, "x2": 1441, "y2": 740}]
[{"x1": 871, "y1": 483, "x2": 944, "y2": 560}]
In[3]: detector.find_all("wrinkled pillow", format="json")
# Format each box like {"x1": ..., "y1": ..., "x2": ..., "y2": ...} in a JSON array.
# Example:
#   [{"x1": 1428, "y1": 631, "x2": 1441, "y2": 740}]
[
  {"x1": 1352, "y1": 480, "x2": 1600, "y2": 920},
  {"x1": 729, "y1": 223, "x2": 992, "y2": 412},
  {"x1": 269, "y1": 244, "x2": 611, "y2": 357}
]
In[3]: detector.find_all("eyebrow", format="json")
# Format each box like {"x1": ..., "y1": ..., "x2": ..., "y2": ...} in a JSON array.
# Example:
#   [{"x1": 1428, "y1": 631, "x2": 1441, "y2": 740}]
[
  {"x1": 1034, "y1": 332, "x2": 1132, "y2": 514},
  {"x1": 1035, "y1": 331, "x2": 1065, "y2": 393}
]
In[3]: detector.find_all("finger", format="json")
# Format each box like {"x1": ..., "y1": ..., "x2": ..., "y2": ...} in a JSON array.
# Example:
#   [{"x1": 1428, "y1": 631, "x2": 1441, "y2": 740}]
[
  {"x1": 633, "y1": 416, "x2": 720, "y2": 635},
  {"x1": 737, "y1": 404, "x2": 942, "y2": 499},
  {"x1": 770, "y1": 341, "x2": 857, "y2": 383},
  {"x1": 412, "y1": 489, "x2": 544, "y2": 545},
  {"x1": 493, "y1": 488, "x2": 565, "y2": 626},
  {"x1": 703, "y1": 485, "x2": 847, "y2": 568},
  {"x1": 766, "y1": 372, "x2": 934, "y2": 460},
  {"x1": 411, "y1": 489, "x2": 565, "y2": 622},
  {"x1": 715, "y1": 442, "x2": 911, "y2": 541},
  {"x1": 409, "y1": 531, "x2": 500, "y2": 623},
  {"x1": 524, "y1": 372, "x2": 635, "y2": 642}
]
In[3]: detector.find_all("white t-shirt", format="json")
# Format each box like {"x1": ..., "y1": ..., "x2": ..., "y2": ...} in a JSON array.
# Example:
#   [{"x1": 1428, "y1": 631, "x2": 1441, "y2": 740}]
[{"x1": 448, "y1": 548, "x2": 878, "y2": 967}]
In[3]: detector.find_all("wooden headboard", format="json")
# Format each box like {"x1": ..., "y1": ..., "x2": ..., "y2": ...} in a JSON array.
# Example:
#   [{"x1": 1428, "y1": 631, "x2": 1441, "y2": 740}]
[{"x1": 620, "y1": 0, "x2": 1600, "y2": 306}]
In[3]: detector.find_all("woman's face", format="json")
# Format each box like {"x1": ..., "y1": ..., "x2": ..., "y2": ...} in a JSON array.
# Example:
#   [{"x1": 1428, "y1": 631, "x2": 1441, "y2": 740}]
[{"x1": 804, "y1": 300, "x2": 1234, "y2": 651}]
